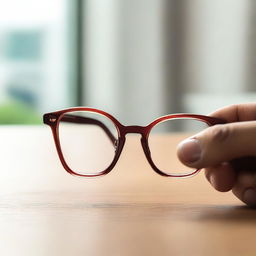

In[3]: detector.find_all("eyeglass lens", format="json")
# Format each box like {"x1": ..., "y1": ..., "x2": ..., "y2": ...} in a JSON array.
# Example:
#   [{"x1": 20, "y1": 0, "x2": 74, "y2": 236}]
[
  {"x1": 148, "y1": 118, "x2": 208, "y2": 176},
  {"x1": 58, "y1": 111, "x2": 118, "y2": 175}
]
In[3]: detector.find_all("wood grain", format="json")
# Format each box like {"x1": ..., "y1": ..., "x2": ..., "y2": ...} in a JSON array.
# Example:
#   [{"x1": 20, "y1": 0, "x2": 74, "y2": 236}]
[{"x1": 0, "y1": 126, "x2": 255, "y2": 256}]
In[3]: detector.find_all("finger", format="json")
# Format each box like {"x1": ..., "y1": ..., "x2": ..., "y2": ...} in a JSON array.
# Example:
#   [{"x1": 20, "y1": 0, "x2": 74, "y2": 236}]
[
  {"x1": 177, "y1": 121, "x2": 256, "y2": 169},
  {"x1": 232, "y1": 170, "x2": 256, "y2": 206},
  {"x1": 204, "y1": 162, "x2": 236, "y2": 192},
  {"x1": 209, "y1": 103, "x2": 256, "y2": 122}
]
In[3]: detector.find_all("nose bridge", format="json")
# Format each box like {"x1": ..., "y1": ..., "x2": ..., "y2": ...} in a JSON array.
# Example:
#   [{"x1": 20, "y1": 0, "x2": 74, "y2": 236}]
[{"x1": 123, "y1": 125, "x2": 146, "y2": 135}]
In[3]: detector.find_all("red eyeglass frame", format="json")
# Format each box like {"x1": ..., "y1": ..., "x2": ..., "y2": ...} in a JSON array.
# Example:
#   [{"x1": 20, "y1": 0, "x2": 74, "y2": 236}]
[{"x1": 43, "y1": 107, "x2": 226, "y2": 178}]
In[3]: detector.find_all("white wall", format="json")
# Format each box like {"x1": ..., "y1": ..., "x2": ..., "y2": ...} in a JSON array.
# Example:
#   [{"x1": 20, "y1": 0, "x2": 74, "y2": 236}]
[
  {"x1": 182, "y1": 0, "x2": 253, "y2": 113},
  {"x1": 83, "y1": 0, "x2": 121, "y2": 117},
  {"x1": 83, "y1": 0, "x2": 166, "y2": 125},
  {"x1": 83, "y1": 0, "x2": 255, "y2": 121}
]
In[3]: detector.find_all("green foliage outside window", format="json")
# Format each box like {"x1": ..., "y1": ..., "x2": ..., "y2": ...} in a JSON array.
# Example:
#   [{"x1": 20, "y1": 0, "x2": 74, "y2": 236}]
[{"x1": 0, "y1": 101, "x2": 41, "y2": 124}]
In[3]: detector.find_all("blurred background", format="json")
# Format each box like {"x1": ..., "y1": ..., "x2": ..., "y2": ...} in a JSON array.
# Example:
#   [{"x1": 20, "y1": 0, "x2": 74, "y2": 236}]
[{"x1": 0, "y1": 0, "x2": 255, "y2": 125}]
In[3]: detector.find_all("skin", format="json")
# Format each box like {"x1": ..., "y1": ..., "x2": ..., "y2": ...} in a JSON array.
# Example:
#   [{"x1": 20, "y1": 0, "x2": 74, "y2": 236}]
[{"x1": 177, "y1": 103, "x2": 256, "y2": 206}]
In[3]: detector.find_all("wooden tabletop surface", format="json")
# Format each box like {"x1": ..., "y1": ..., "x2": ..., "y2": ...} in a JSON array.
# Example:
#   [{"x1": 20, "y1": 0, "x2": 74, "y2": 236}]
[{"x1": 0, "y1": 126, "x2": 255, "y2": 256}]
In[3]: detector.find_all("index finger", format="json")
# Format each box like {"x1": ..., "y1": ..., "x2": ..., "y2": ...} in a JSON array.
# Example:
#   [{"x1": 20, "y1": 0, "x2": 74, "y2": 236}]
[{"x1": 209, "y1": 103, "x2": 256, "y2": 123}]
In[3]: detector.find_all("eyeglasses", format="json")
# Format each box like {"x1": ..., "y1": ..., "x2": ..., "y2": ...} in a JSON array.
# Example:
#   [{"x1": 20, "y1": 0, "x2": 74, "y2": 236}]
[{"x1": 43, "y1": 107, "x2": 225, "y2": 178}]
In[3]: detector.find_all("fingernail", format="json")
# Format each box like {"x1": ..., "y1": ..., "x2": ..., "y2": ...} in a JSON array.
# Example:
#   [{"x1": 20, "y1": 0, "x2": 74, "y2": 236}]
[
  {"x1": 243, "y1": 188, "x2": 256, "y2": 206},
  {"x1": 178, "y1": 138, "x2": 202, "y2": 164}
]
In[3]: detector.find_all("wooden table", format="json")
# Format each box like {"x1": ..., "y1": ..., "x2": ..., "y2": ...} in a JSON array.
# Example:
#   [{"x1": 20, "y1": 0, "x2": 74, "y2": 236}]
[{"x1": 0, "y1": 126, "x2": 255, "y2": 256}]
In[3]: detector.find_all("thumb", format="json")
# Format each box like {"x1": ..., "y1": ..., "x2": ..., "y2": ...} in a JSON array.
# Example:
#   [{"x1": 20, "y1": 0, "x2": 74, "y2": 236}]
[{"x1": 177, "y1": 121, "x2": 256, "y2": 169}]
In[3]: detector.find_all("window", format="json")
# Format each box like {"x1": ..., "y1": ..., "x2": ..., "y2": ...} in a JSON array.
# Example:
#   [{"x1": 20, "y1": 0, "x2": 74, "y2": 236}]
[{"x1": 0, "y1": 0, "x2": 78, "y2": 124}]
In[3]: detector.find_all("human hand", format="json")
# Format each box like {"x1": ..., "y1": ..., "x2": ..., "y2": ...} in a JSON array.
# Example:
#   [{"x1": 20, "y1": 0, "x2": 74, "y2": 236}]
[{"x1": 177, "y1": 103, "x2": 256, "y2": 206}]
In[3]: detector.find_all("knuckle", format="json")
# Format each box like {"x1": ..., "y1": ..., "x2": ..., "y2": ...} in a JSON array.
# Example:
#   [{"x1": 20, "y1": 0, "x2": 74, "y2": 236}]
[{"x1": 208, "y1": 124, "x2": 232, "y2": 143}]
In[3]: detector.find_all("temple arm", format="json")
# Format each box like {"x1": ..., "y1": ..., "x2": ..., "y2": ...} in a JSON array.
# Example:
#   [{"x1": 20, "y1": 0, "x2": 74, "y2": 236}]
[{"x1": 61, "y1": 114, "x2": 117, "y2": 146}]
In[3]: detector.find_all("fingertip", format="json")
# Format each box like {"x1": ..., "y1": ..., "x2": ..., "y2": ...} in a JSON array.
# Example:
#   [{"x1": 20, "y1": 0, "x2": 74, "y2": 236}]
[
  {"x1": 243, "y1": 188, "x2": 256, "y2": 206},
  {"x1": 204, "y1": 162, "x2": 236, "y2": 192},
  {"x1": 232, "y1": 170, "x2": 256, "y2": 206},
  {"x1": 177, "y1": 138, "x2": 202, "y2": 167}
]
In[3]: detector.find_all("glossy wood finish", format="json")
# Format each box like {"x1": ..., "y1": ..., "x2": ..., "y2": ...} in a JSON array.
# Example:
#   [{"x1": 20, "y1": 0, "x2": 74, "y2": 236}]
[{"x1": 0, "y1": 126, "x2": 255, "y2": 256}]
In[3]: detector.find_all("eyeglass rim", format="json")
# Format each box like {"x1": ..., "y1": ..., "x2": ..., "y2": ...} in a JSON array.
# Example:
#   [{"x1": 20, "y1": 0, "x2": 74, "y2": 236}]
[{"x1": 43, "y1": 107, "x2": 225, "y2": 178}]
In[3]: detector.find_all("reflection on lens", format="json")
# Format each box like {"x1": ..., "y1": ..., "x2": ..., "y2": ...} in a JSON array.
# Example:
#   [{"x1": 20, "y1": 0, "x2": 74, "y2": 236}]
[
  {"x1": 58, "y1": 111, "x2": 118, "y2": 175},
  {"x1": 148, "y1": 118, "x2": 208, "y2": 176}
]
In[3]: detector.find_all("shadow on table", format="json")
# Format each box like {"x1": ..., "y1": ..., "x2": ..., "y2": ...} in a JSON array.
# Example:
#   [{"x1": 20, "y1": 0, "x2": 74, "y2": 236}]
[
  {"x1": 3, "y1": 191, "x2": 256, "y2": 224},
  {"x1": 125, "y1": 203, "x2": 256, "y2": 223},
  {"x1": 194, "y1": 205, "x2": 256, "y2": 223}
]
